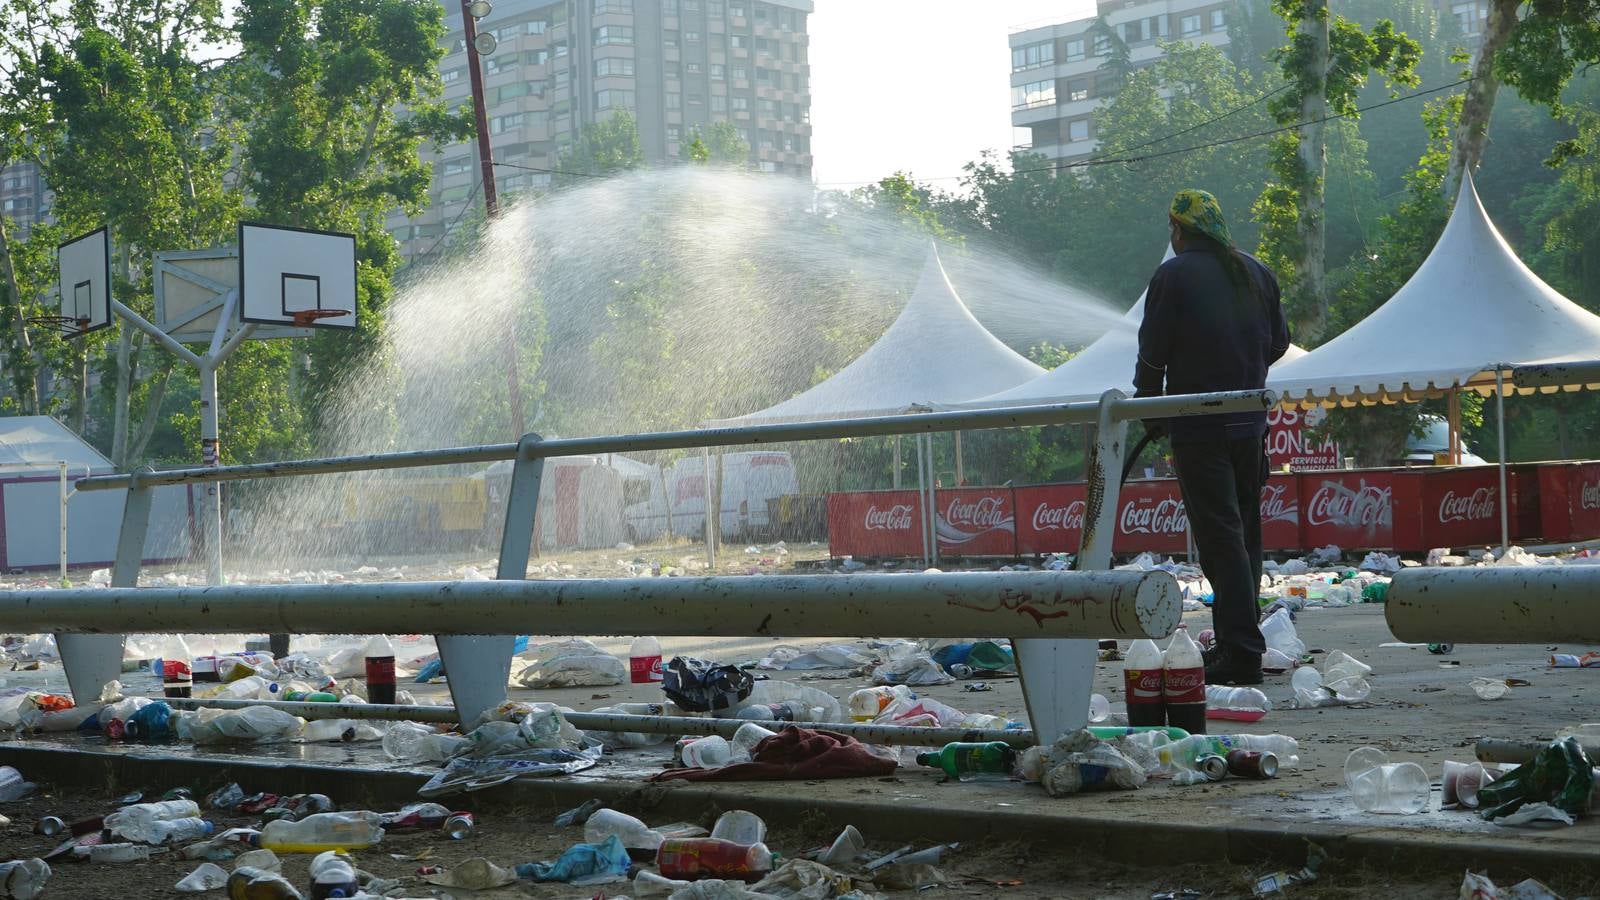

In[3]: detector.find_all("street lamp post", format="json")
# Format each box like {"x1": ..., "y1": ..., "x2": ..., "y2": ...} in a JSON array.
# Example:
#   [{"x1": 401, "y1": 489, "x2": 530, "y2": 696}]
[{"x1": 460, "y1": 0, "x2": 526, "y2": 439}]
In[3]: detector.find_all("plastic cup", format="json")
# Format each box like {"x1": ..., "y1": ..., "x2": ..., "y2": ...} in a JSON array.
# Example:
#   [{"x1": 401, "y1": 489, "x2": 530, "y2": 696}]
[
  {"x1": 1443, "y1": 760, "x2": 1493, "y2": 808},
  {"x1": 681, "y1": 736, "x2": 732, "y2": 769},
  {"x1": 1346, "y1": 748, "x2": 1429, "y2": 814},
  {"x1": 710, "y1": 810, "x2": 766, "y2": 845},
  {"x1": 1087, "y1": 693, "x2": 1110, "y2": 724},
  {"x1": 819, "y1": 825, "x2": 864, "y2": 865},
  {"x1": 1291, "y1": 666, "x2": 1326, "y2": 707}
]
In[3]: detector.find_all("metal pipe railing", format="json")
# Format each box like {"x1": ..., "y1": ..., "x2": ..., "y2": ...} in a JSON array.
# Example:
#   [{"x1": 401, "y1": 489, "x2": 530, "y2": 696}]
[
  {"x1": 1509, "y1": 360, "x2": 1600, "y2": 390},
  {"x1": 74, "y1": 391, "x2": 1277, "y2": 491},
  {"x1": 1, "y1": 570, "x2": 1179, "y2": 639},
  {"x1": 1387, "y1": 566, "x2": 1600, "y2": 643},
  {"x1": 166, "y1": 698, "x2": 1034, "y2": 748}
]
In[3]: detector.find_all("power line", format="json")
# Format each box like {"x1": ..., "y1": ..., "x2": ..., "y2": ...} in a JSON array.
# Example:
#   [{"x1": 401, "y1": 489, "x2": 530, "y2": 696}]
[
  {"x1": 497, "y1": 161, "x2": 615, "y2": 179},
  {"x1": 1083, "y1": 82, "x2": 1290, "y2": 164},
  {"x1": 412, "y1": 177, "x2": 483, "y2": 261}
]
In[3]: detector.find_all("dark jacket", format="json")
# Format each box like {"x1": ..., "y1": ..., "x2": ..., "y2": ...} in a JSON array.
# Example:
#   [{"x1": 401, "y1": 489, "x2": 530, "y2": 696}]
[{"x1": 1133, "y1": 247, "x2": 1290, "y2": 441}]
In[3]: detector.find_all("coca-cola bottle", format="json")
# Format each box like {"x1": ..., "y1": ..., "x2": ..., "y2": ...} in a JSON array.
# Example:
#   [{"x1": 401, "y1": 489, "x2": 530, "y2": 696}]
[
  {"x1": 1163, "y1": 625, "x2": 1207, "y2": 735},
  {"x1": 1122, "y1": 639, "x2": 1165, "y2": 727}
]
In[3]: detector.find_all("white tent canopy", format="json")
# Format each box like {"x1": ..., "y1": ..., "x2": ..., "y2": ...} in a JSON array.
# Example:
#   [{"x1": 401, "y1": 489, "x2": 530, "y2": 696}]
[
  {"x1": 713, "y1": 244, "x2": 1043, "y2": 425},
  {"x1": 967, "y1": 247, "x2": 1306, "y2": 409},
  {"x1": 0, "y1": 416, "x2": 112, "y2": 476},
  {"x1": 1269, "y1": 173, "x2": 1600, "y2": 406}
]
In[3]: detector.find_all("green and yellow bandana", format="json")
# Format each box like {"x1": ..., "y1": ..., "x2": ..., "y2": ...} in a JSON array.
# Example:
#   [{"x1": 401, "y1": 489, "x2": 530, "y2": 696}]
[{"x1": 1169, "y1": 189, "x2": 1232, "y2": 247}]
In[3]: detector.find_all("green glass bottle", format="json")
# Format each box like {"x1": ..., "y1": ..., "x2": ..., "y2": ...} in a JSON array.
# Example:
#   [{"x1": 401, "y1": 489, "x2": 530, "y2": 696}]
[{"x1": 916, "y1": 741, "x2": 1016, "y2": 779}]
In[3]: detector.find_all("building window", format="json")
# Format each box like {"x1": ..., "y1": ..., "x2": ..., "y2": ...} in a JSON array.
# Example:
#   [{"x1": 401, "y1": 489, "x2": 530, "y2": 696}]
[
  {"x1": 729, "y1": 2, "x2": 745, "y2": 17},
  {"x1": 759, "y1": 160, "x2": 776, "y2": 173},
  {"x1": 554, "y1": 69, "x2": 570, "y2": 88},
  {"x1": 756, "y1": 67, "x2": 775, "y2": 85},
  {"x1": 593, "y1": 0, "x2": 632, "y2": 14},
  {"x1": 439, "y1": 185, "x2": 471, "y2": 203},
  {"x1": 687, "y1": 61, "x2": 702, "y2": 74},
  {"x1": 667, "y1": 92, "x2": 681, "y2": 109},
  {"x1": 685, "y1": 0, "x2": 701, "y2": 10},
  {"x1": 667, "y1": 125, "x2": 681, "y2": 141},
  {"x1": 758, "y1": 98, "x2": 776, "y2": 115},
  {"x1": 1180, "y1": 14, "x2": 1201, "y2": 35},
  {"x1": 492, "y1": 81, "x2": 531, "y2": 103},
  {"x1": 1069, "y1": 119, "x2": 1090, "y2": 142},
  {"x1": 1092, "y1": 34, "x2": 1110, "y2": 55},
  {"x1": 1011, "y1": 41, "x2": 1054, "y2": 72},
  {"x1": 711, "y1": 94, "x2": 726, "y2": 111},
  {"x1": 730, "y1": 34, "x2": 746, "y2": 49},
  {"x1": 710, "y1": 63, "x2": 725, "y2": 79},
  {"x1": 1450, "y1": 1, "x2": 1484, "y2": 34},
  {"x1": 593, "y1": 25, "x2": 633, "y2": 45},
  {"x1": 494, "y1": 25, "x2": 520, "y2": 42},
  {"x1": 709, "y1": 0, "x2": 723, "y2": 15},
  {"x1": 665, "y1": 0, "x2": 678, "y2": 12},
  {"x1": 526, "y1": 19, "x2": 547, "y2": 34},
  {"x1": 732, "y1": 95, "x2": 748, "y2": 111},
  {"x1": 484, "y1": 54, "x2": 518, "y2": 74},
  {"x1": 490, "y1": 113, "x2": 524, "y2": 134},
  {"x1": 664, "y1": 29, "x2": 679, "y2": 47},
  {"x1": 442, "y1": 67, "x2": 462, "y2": 84},
  {"x1": 1210, "y1": 9, "x2": 1226, "y2": 29},
  {"x1": 731, "y1": 65, "x2": 747, "y2": 79},
  {"x1": 553, "y1": 40, "x2": 568, "y2": 56},
  {"x1": 527, "y1": 48, "x2": 549, "y2": 65},
  {"x1": 666, "y1": 61, "x2": 681, "y2": 78},
  {"x1": 441, "y1": 157, "x2": 471, "y2": 176},
  {"x1": 1011, "y1": 79, "x2": 1055, "y2": 110},
  {"x1": 685, "y1": 30, "x2": 701, "y2": 42},
  {"x1": 688, "y1": 92, "x2": 704, "y2": 106},
  {"x1": 1065, "y1": 38, "x2": 1085, "y2": 61},
  {"x1": 595, "y1": 89, "x2": 635, "y2": 109},
  {"x1": 595, "y1": 57, "x2": 635, "y2": 76},
  {"x1": 1068, "y1": 81, "x2": 1089, "y2": 102}
]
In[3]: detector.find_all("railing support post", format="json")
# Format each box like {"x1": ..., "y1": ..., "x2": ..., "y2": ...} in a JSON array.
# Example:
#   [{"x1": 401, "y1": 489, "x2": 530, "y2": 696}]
[
  {"x1": 59, "y1": 466, "x2": 152, "y2": 704},
  {"x1": 436, "y1": 434, "x2": 544, "y2": 726},
  {"x1": 1012, "y1": 390, "x2": 1131, "y2": 745}
]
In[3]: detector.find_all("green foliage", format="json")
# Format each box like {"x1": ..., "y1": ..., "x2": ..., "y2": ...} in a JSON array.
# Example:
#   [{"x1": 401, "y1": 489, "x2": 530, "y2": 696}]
[
  {"x1": 681, "y1": 120, "x2": 749, "y2": 166},
  {"x1": 1496, "y1": 0, "x2": 1600, "y2": 116},
  {"x1": 557, "y1": 108, "x2": 643, "y2": 185}
]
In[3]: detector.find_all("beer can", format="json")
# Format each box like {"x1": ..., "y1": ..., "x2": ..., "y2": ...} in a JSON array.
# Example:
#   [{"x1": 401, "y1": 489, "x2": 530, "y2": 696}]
[
  {"x1": 1196, "y1": 755, "x2": 1229, "y2": 781},
  {"x1": 1226, "y1": 749, "x2": 1279, "y2": 779},
  {"x1": 443, "y1": 812, "x2": 475, "y2": 840},
  {"x1": 34, "y1": 816, "x2": 65, "y2": 836},
  {"x1": 1428, "y1": 643, "x2": 1454, "y2": 655}
]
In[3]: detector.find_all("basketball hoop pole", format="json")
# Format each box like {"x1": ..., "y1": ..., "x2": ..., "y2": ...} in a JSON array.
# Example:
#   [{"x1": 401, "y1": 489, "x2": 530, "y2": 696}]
[{"x1": 111, "y1": 290, "x2": 253, "y2": 587}]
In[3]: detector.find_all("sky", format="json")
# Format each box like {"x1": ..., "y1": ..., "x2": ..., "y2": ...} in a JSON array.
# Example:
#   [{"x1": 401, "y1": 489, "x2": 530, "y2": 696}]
[{"x1": 807, "y1": 0, "x2": 1097, "y2": 190}]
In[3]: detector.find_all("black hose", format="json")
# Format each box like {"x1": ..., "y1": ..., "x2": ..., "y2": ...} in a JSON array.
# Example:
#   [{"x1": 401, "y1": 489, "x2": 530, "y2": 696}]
[{"x1": 1120, "y1": 428, "x2": 1159, "y2": 486}]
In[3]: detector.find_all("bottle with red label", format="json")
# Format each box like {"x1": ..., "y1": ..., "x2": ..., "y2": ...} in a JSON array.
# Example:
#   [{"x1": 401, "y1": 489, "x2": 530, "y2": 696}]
[
  {"x1": 364, "y1": 635, "x2": 396, "y2": 705},
  {"x1": 162, "y1": 635, "x2": 193, "y2": 699},
  {"x1": 656, "y1": 837, "x2": 773, "y2": 881},
  {"x1": 1122, "y1": 639, "x2": 1165, "y2": 727},
  {"x1": 630, "y1": 636, "x2": 663, "y2": 684},
  {"x1": 1163, "y1": 625, "x2": 1207, "y2": 735}
]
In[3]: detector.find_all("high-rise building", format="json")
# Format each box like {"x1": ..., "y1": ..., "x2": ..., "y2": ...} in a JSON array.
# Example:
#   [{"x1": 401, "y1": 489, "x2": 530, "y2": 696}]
[
  {"x1": 389, "y1": 0, "x2": 815, "y2": 262},
  {"x1": 1008, "y1": 0, "x2": 1235, "y2": 165},
  {"x1": 0, "y1": 159, "x2": 53, "y2": 241}
]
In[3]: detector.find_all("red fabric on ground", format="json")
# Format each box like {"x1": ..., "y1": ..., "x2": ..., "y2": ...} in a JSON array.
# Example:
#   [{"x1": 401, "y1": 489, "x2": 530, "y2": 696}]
[{"x1": 648, "y1": 727, "x2": 898, "y2": 782}]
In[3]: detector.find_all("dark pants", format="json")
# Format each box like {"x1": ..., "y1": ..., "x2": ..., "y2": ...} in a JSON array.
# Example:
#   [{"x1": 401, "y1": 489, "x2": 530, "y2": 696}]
[{"x1": 1172, "y1": 436, "x2": 1267, "y2": 658}]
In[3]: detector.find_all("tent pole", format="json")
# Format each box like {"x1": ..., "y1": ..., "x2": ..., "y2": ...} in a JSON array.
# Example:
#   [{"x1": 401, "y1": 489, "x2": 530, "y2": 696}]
[
  {"x1": 1496, "y1": 369, "x2": 1509, "y2": 555},
  {"x1": 893, "y1": 435, "x2": 901, "y2": 491},
  {"x1": 915, "y1": 434, "x2": 930, "y2": 565},
  {"x1": 927, "y1": 434, "x2": 940, "y2": 567},
  {"x1": 955, "y1": 431, "x2": 964, "y2": 486}
]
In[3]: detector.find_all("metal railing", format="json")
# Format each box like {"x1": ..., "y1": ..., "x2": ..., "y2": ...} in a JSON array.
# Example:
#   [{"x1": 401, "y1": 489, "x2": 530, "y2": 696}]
[{"x1": 30, "y1": 387, "x2": 1276, "y2": 744}]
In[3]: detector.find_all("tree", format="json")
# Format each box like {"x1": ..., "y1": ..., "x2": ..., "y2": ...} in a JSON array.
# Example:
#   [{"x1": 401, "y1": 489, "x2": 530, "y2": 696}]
[
  {"x1": 556, "y1": 108, "x2": 643, "y2": 186},
  {"x1": 1255, "y1": 0, "x2": 1419, "y2": 338},
  {"x1": 681, "y1": 120, "x2": 749, "y2": 166}
]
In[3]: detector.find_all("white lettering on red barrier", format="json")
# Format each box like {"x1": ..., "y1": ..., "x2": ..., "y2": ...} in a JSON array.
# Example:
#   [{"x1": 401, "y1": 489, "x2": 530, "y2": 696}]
[
  {"x1": 863, "y1": 504, "x2": 913, "y2": 530},
  {"x1": 1582, "y1": 481, "x2": 1600, "y2": 512},
  {"x1": 1260, "y1": 482, "x2": 1298, "y2": 525},
  {"x1": 945, "y1": 496, "x2": 1008, "y2": 529},
  {"x1": 1438, "y1": 487, "x2": 1497, "y2": 524},
  {"x1": 1306, "y1": 481, "x2": 1392, "y2": 527},
  {"x1": 1031, "y1": 500, "x2": 1086, "y2": 532},
  {"x1": 1120, "y1": 499, "x2": 1187, "y2": 535}
]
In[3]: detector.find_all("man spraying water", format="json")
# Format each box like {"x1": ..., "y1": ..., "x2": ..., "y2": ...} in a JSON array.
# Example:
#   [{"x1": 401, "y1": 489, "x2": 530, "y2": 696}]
[{"x1": 1132, "y1": 189, "x2": 1290, "y2": 686}]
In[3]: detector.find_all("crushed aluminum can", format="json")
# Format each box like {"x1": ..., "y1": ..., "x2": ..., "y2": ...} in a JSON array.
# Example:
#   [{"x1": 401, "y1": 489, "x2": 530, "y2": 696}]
[
  {"x1": 1226, "y1": 750, "x2": 1279, "y2": 779},
  {"x1": 962, "y1": 682, "x2": 992, "y2": 693},
  {"x1": 1195, "y1": 755, "x2": 1229, "y2": 781},
  {"x1": 443, "y1": 813, "x2": 475, "y2": 840},
  {"x1": 34, "y1": 816, "x2": 65, "y2": 836}
]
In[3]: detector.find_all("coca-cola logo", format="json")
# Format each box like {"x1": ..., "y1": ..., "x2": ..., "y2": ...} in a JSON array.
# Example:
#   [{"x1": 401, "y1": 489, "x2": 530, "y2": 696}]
[
  {"x1": 1031, "y1": 500, "x2": 1086, "y2": 532},
  {"x1": 1581, "y1": 481, "x2": 1600, "y2": 512},
  {"x1": 945, "y1": 496, "x2": 1008, "y2": 529},
  {"x1": 1438, "y1": 487, "x2": 1496, "y2": 523},
  {"x1": 864, "y1": 504, "x2": 913, "y2": 530},
  {"x1": 1163, "y1": 666, "x2": 1205, "y2": 703},
  {"x1": 1126, "y1": 670, "x2": 1163, "y2": 699},
  {"x1": 1306, "y1": 480, "x2": 1392, "y2": 528},
  {"x1": 1260, "y1": 483, "x2": 1298, "y2": 525},
  {"x1": 1119, "y1": 498, "x2": 1187, "y2": 535}
]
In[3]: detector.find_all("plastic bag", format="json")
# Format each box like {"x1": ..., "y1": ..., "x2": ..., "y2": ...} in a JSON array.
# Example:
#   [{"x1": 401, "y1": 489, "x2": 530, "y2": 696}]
[
  {"x1": 513, "y1": 639, "x2": 625, "y2": 689},
  {"x1": 871, "y1": 645, "x2": 955, "y2": 686},
  {"x1": 1478, "y1": 737, "x2": 1594, "y2": 822},
  {"x1": 514, "y1": 834, "x2": 631, "y2": 883},
  {"x1": 662, "y1": 656, "x2": 754, "y2": 713},
  {"x1": 186, "y1": 706, "x2": 304, "y2": 745},
  {"x1": 1259, "y1": 608, "x2": 1305, "y2": 662},
  {"x1": 463, "y1": 706, "x2": 579, "y2": 757}
]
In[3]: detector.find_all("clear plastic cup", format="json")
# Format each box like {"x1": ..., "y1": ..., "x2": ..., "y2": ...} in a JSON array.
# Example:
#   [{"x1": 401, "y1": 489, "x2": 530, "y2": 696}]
[
  {"x1": 709, "y1": 810, "x2": 766, "y2": 845},
  {"x1": 1087, "y1": 693, "x2": 1110, "y2": 723},
  {"x1": 1442, "y1": 760, "x2": 1493, "y2": 808},
  {"x1": 1346, "y1": 747, "x2": 1429, "y2": 814}
]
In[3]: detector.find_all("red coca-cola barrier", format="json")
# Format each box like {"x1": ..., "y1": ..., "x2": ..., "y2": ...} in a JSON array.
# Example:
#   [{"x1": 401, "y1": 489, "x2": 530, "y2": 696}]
[
  {"x1": 1013, "y1": 484, "x2": 1087, "y2": 554},
  {"x1": 1296, "y1": 470, "x2": 1395, "y2": 550},
  {"x1": 1113, "y1": 480, "x2": 1189, "y2": 554},
  {"x1": 1536, "y1": 462, "x2": 1600, "y2": 544},
  {"x1": 1259, "y1": 475, "x2": 1301, "y2": 551},
  {"x1": 826, "y1": 490, "x2": 923, "y2": 558},
  {"x1": 933, "y1": 487, "x2": 1017, "y2": 556}
]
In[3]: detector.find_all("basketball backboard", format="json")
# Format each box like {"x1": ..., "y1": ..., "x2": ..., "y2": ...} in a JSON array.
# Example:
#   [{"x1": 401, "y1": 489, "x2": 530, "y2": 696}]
[
  {"x1": 239, "y1": 222, "x2": 357, "y2": 331},
  {"x1": 56, "y1": 227, "x2": 112, "y2": 339},
  {"x1": 153, "y1": 248, "x2": 306, "y2": 343}
]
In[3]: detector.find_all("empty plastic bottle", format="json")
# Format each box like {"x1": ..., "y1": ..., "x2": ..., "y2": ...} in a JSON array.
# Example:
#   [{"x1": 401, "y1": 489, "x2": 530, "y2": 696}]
[
  {"x1": 1205, "y1": 685, "x2": 1271, "y2": 722},
  {"x1": 308, "y1": 851, "x2": 360, "y2": 899},
  {"x1": 363, "y1": 636, "x2": 396, "y2": 705},
  {"x1": 681, "y1": 735, "x2": 733, "y2": 768},
  {"x1": 1158, "y1": 734, "x2": 1301, "y2": 772},
  {"x1": 283, "y1": 691, "x2": 339, "y2": 703},
  {"x1": 656, "y1": 838, "x2": 773, "y2": 880},
  {"x1": 630, "y1": 636, "x2": 663, "y2": 684},
  {"x1": 381, "y1": 722, "x2": 468, "y2": 763},
  {"x1": 215, "y1": 676, "x2": 274, "y2": 701},
  {"x1": 301, "y1": 719, "x2": 357, "y2": 743},
  {"x1": 0, "y1": 767, "x2": 36, "y2": 802},
  {"x1": 846, "y1": 686, "x2": 913, "y2": 721},
  {"x1": 916, "y1": 741, "x2": 1016, "y2": 780},
  {"x1": 83, "y1": 844, "x2": 159, "y2": 863},
  {"x1": 227, "y1": 866, "x2": 303, "y2": 899},
  {"x1": 0, "y1": 858, "x2": 50, "y2": 900},
  {"x1": 259, "y1": 812, "x2": 383, "y2": 853},
  {"x1": 733, "y1": 700, "x2": 811, "y2": 722},
  {"x1": 105, "y1": 799, "x2": 202, "y2": 838},
  {"x1": 583, "y1": 808, "x2": 663, "y2": 851},
  {"x1": 115, "y1": 816, "x2": 213, "y2": 845}
]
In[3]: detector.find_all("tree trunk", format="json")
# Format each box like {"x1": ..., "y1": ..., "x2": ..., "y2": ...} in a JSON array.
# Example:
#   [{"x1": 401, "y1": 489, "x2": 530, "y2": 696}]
[
  {"x1": 1297, "y1": 0, "x2": 1331, "y2": 337},
  {"x1": 1445, "y1": 0, "x2": 1519, "y2": 200},
  {"x1": 0, "y1": 211, "x2": 39, "y2": 414},
  {"x1": 69, "y1": 344, "x2": 87, "y2": 433},
  {"x1": 126, "y1": 356, "x2": 175, "y2": 463},
  {"x1": 110, "y1": 242, "x2": 133, "y2": 467}
]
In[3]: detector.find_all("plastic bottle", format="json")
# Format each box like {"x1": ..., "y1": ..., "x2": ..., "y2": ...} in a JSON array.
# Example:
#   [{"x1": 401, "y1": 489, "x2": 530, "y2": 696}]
[
  {"x1": 1123, "y1": 639, "x2": 1165, "y2": 727},
  {"x1": 84, "y1": 843, "x2": 159, "y2": 863},
  {"x1": 283, "y1": 691, "x2": 340, "y2": 703},
  {"x1": 308, "y1": 851, "x2": 360, "y2": 899},
  {"x1": 681, "y1": 735, "x2": 733, "y2": 768},
  {"x1": 733, "y1": 700, "x2": 810, "y2": 722},
  {"x1": 382, "y1": 722, "x2": 468, "y2": 763},
  {"x1": 216, "y1": 676, "x2": 273, "y2": 701},
  {"x1": 105, "y1": 799, "x2": 203, "y2": 837},
  {"x1": 0, "y1": 858, "x2": 49, "y2": 900},
  {"x1": 916, "y1": 741, "x2": 1016, "y2": 780},
  {"x1": 115, "y1": 816, "x2": 213, "y2": 845},
  {"x1": 363, "y1": 636, "x2": 396, "y2": 705},
  {"x1": 846, "y1": 686, "x2": 912, "y2": 722},
  {"x1": 227, "y1": 866, "x2": 303, "y2": 899},
  {"x1": 163, "y1": 635, "x2": 193, "y2": 699},
  {"x1": 1158, "y1": 734, "x2": 1301, "y2": 771},
  {"x1": 1205, "y1": 685, "x2": 1271, "y2": 722},
  {"x1": 1163, "y1": 625, "x2": 1207, "y2": 736},
  {"x1": 583, "y1": 808, "x2": 663, "y2": 851},
  {"x1": 629, "y1": 636, "x2": 663, "y2": 684},
  {"x1": 259, "y1": 812, "x2": 383, "y2": 853},
  {"x1": 656, "y1": 838, "x2": 773, "y2": 881}
]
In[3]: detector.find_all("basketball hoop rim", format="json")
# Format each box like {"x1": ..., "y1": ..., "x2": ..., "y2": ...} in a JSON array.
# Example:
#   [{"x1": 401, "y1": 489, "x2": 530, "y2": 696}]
[
  {"x1": 28, "y1": 313, "x2": 90, "y2": 338},
  {"x1": 289, "y1": 308, "x2": 353, "y2": 326}
]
